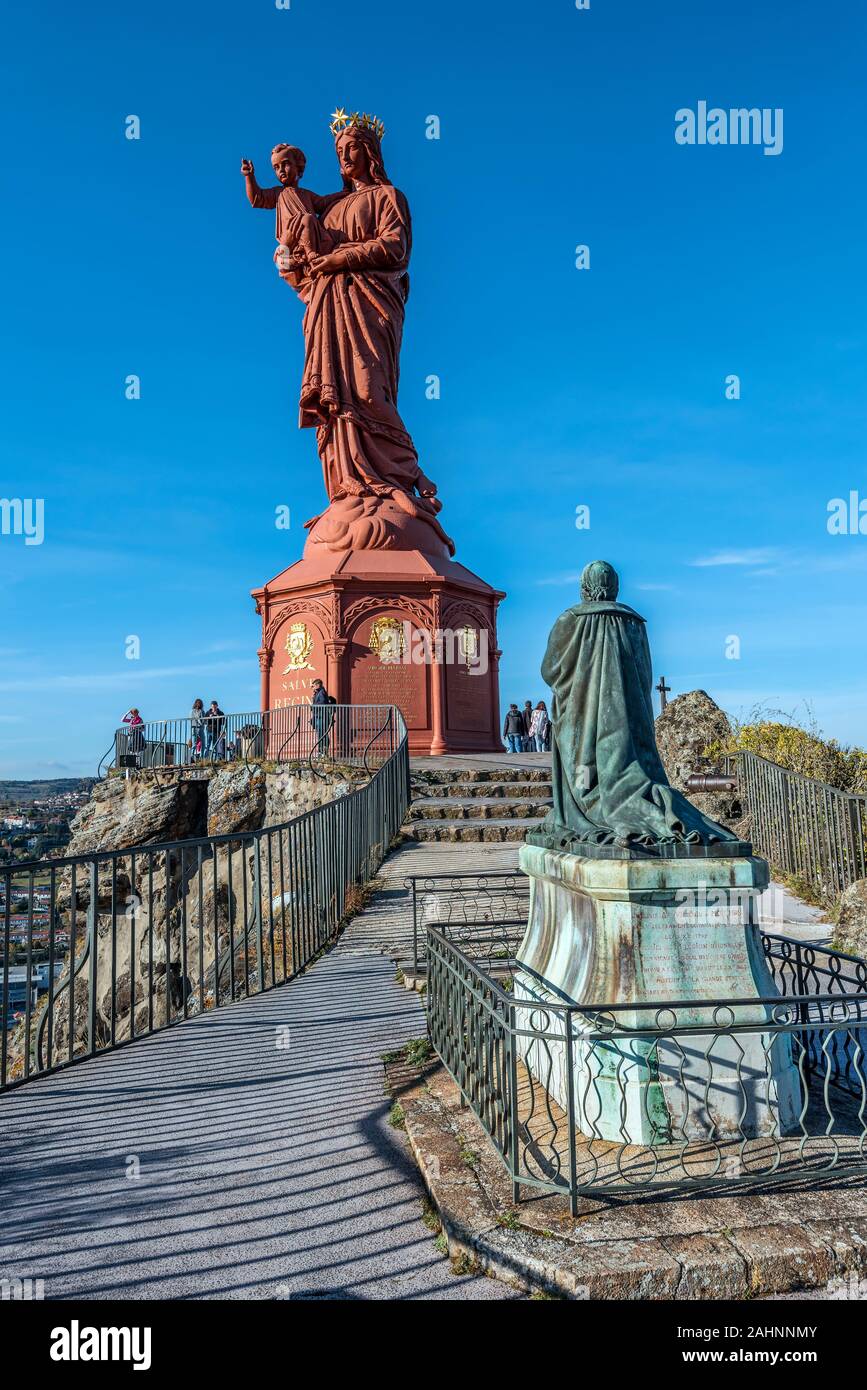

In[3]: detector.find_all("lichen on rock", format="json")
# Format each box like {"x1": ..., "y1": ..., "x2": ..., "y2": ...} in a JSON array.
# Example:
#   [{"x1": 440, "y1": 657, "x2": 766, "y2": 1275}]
[
  {"x1": 832, "y1": 879, "x2": 867, "y2": 960},
  {"x1": 655, "y1": 690, "x2": 744, "y2": 835}
]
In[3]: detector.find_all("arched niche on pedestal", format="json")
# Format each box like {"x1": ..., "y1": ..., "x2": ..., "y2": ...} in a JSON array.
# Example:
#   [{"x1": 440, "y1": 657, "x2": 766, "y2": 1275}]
[
  {"x1": 266, "y1": 605, "x2": 330, "y2": 711},
  {"x1": 346, "y1": 599, "x2": 433, "y2": 732},
  {"x1": 441, "y1": 600, "x2": 498, "y2": 737}
]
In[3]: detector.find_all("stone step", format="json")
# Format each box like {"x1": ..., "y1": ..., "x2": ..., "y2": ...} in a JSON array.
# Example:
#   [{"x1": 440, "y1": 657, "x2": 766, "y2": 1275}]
[
  {"x1": 412, "y1": 781, "x2": 552, "y2": 800},
  {"x1": 411, "y1": 768, "x2": 551, "y2": 786},
  {"x1": 408, "y1": 798, "x2": 550, "y2": 821},
  {"x1": 404, "y1": 818, "x2": 545, "y2": 843}
]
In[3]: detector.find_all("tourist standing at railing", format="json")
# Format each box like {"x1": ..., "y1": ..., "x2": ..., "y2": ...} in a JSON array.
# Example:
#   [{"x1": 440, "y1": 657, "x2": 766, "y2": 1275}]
[
  {"x1": 310, "y1": 680, "x2": 332, "y2": 755},
  {"x1": 190, "y1": 699, "x2": 206, "y2": 761},
  {"x1": 204, "y1": 700, "x2": 226, "y2": 759},
  {"x1": 121, "y1": 708, "x2": 145, "y2": 758}
]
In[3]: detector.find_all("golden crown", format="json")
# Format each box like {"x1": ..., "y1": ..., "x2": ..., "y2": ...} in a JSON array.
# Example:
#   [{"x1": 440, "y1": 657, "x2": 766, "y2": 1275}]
[{"x1": 329, "y1": 107, "x2": 385, "y2": 140}]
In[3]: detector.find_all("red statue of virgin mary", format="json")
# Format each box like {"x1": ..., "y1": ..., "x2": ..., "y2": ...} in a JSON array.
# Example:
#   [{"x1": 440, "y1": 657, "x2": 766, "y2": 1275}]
[
  {"x1": 250, "y1": 109, "x2": 503, "y2": 757},
  {"x1": 276, "y1": 110, "x2": 454, "y2": 558}
]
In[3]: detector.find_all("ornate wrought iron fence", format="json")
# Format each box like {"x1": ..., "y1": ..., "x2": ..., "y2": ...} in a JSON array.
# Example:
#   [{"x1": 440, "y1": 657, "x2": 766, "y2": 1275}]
[
  {"x1": 737, "y1": 750, "x2": 867, "y2": 902},
  {"x1": 427, "y1": 925, "x2": 867, "y2": 1212},
  {"x1": 406, "y1": 870, "x2": 530, "y2": 974},
  {"x1": 763, "y1": 932, "x2": 867, "y2": 1000},
  {"x1": 762, "y1": 932, "x2": 867, "y2": 1089},
  {"x1": 111, "y1": 704, "x2": 402, "y2": 774},
  {"x1": 1, "y1": 711, "x2": 409, "y2": 1093}
]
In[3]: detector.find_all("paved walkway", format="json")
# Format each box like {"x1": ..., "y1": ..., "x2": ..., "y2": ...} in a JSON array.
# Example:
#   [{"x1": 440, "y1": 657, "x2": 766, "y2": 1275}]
[
  {"x1": 0, "y1": 932, "x2": 515, "y2": 1301},
  {"x1": 347, "y1": 839, "x2": 519, "y2": 961},
  {"x1": 756, "y1": 881, "x2": 831, "y2": 945}
]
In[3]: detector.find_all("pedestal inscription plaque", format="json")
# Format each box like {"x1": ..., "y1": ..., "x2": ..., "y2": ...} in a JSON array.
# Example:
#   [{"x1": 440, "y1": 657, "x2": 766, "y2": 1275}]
[{"x1": 515, "y1": 844, "x2": 800, "y2": 1144}]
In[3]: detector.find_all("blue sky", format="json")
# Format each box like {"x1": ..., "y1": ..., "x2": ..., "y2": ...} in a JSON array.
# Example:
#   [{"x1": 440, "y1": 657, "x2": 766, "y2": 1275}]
[{"x1": 1, "y1": 0, "x2": 866, "y2": 777}]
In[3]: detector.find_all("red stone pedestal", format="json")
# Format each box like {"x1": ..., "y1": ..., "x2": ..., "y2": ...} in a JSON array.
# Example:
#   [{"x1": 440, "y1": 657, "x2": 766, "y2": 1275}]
[{"x1": 252, "y1": 547, "x2": 504, "y2": 756}]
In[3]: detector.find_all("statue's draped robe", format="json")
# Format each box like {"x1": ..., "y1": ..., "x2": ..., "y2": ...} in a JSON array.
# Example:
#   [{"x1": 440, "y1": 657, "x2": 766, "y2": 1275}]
[
  {"x1": 542, "y1": 601, "x2": 738, "y2": 847},
  {"x1": 297, "y1": 184, "x2": 423, "y2": 502}
]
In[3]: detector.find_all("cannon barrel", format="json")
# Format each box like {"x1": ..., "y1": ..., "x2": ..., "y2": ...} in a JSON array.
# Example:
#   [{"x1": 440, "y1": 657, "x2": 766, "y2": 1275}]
[{"x1": 686, "y1": 773, "x2": 737, "y2": 793}]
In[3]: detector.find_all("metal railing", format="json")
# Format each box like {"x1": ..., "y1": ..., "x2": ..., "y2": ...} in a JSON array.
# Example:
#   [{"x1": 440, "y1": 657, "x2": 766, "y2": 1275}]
[
  {"x1": 406, "y1": 870, "x2": 530, "y2": 975},
  {"x1": 427, "y1": 924, "x2": 867, "y2": 1211},
  {"x1": 763, "y1": 931, "x2": 867, "y2": 1000},
  {"x1": 110, "y1": 704, "x2": 403, "y2": 775},
  {"x1": 1, "y1": 709, "x2": 410, "y2": 1093},
  {"x1": 737, "y1": 750, "x2": 867, "y2": 902}
]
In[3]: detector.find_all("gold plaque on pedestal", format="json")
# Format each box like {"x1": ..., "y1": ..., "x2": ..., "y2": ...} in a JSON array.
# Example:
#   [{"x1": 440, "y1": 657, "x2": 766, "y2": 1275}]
[
  {"x1": 368, "y1": 616, "x2": 405, "y2": 664},
  {"x1": 283, "y1": 622, "x2": 314, "y2": 673}
]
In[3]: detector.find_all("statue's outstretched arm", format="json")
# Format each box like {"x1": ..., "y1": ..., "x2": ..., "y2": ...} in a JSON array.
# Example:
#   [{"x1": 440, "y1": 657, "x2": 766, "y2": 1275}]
[{"x1": 242, "y1": 166, "x2": 280, "y2": 210}]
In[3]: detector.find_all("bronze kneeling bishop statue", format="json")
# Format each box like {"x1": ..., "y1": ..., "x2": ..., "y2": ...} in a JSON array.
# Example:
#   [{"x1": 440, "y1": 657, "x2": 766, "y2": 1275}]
[{"x1": 529, "y1": 560, "x2": 743, "y2": 855}]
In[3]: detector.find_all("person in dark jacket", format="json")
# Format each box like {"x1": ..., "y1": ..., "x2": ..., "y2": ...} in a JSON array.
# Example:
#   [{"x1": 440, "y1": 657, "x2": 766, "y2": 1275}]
[
  {"x1": 503, "y1": 703, "x2": 525, "y2": 754},
  {"x1": 204, "y1": 701, "x2": 226, "y2": 759},
  {"x1": 310, "y1": 680, "x2": 332, "y2": 754},
  {"x1": 521, "y1": 700, "x2": 534, "y2": 751}
]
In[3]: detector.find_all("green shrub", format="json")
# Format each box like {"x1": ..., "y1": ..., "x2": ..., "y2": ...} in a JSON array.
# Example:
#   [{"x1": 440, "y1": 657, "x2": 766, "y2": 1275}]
[{"x1": 706, "y1": 706, "x2": 867, "y2": 795}]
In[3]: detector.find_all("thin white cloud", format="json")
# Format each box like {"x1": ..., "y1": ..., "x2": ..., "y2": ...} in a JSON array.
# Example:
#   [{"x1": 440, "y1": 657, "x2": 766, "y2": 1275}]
[
  {"x1": 689, "y1": 548, "x2": 782, "y2": 569},
  {"x1": 0, "y1": 659, "x2": 251, "y2": 695},
  {"x1": 196, "y1": 640, "x2": 248, "y2": 655},
  {"x1": 689, "y1": 546, "x2": 867, "y2": 577}
]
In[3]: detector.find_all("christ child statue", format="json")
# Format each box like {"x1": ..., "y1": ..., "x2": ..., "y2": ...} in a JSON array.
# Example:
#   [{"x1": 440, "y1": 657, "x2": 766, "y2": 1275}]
[{"x1": 240, "y1": 144, "x2": 344, "y2": 277}]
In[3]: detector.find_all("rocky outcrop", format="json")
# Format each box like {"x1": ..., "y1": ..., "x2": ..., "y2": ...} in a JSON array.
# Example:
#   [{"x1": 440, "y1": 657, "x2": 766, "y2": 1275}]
[
  {"x1": 655, "y1": 690, "x2": 745, "y2": 835},
  {"x1": 832, "y1": 879, "x2": 867, "y2": 959},
  {"x1": 656, "y1": 690, "x2": 731, "y2": 787},
  {"x1": 207, "y1": 764, "x2": 267, "y2": 838},
  {"x1": 63, "y1": 774, "x2": 208, "y2": 854}
]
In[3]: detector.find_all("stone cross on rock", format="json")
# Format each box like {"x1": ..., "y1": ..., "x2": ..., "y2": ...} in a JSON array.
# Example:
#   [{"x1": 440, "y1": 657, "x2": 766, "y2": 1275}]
[{"x1": 655, "y1": 675, "x2": 671, "y2": 711}]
